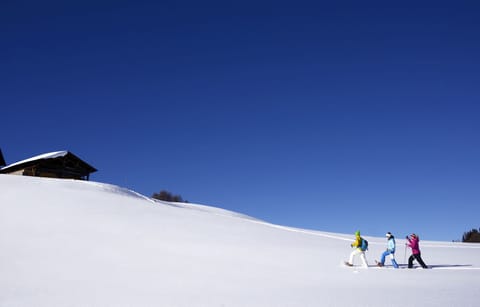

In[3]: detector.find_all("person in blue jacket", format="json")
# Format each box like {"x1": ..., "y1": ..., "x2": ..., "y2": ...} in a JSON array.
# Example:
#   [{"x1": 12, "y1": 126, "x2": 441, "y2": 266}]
[{"x1": 376, "y1": 232, "x2": 399, "y2": 268}]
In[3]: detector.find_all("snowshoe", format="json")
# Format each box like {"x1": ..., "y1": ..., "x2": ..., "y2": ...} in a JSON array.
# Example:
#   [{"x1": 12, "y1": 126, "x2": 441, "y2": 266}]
[{"x1": 375, "y1": 260, "x2": 384, "y2": 267}]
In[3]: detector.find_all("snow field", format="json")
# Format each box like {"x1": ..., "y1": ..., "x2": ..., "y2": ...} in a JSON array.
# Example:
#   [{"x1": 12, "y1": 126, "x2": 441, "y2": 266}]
[{"x1": 1, "y1": 175, "x2": 479, "y2": 307}]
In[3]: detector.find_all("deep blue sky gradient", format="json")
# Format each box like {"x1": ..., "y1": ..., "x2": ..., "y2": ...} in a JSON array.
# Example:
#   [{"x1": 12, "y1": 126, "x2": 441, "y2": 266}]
[{"x1": 2, "y1": 1, "x2": 480, "y2": 241}]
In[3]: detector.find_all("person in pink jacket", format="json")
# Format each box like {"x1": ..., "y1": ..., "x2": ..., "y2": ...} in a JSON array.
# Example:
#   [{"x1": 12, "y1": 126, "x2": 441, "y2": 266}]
[{"x1": 406, "y1": 233, "x2": 428, "y2": 269}]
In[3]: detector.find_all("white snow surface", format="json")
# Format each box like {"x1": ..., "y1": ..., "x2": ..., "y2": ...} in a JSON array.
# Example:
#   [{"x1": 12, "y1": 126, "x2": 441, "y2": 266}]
[{"x1": 1, "y1": 175, "x2": 479, "y2": 307}]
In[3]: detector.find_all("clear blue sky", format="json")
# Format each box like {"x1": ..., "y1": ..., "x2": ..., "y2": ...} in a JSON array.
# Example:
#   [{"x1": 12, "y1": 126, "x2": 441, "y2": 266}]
[{"x1": 2, "y1": 1, "x2": 479, "y2": 241}]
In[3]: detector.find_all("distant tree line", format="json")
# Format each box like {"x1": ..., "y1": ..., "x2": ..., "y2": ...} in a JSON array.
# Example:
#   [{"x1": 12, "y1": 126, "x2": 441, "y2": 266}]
[
  {"x1": 462, "y1": 228, "x2": 480, "y2": 243},
  {"x1": 152, "y1": 190, "x2": 186, "y2": 203}
]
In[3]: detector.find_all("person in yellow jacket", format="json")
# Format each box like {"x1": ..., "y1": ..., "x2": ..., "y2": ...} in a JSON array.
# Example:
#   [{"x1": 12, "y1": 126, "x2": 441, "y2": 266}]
[{"x1": 345, "y1": 230, "x2": 369, "y2": 268}]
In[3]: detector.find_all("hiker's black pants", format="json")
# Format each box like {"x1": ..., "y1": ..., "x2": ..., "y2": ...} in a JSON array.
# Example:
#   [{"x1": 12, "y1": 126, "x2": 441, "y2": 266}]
[{"x1": 408, "y1": 253, "x2": 428, "y2": 268}]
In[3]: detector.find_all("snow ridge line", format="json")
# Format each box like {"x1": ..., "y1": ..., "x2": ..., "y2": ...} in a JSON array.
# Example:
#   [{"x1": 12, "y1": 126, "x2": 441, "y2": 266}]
[
  {"x1": 416, "y1": 243, "x2": 480, "y2": 249},
  {"x1": 265, "y1": 223, "x2": 480, "y2": 249},
  {"x1": 78, "y1": 183, "x2": 480, "y2": 248},
  {"x1": 430, "y1": 266, "x2": 480, "y2": 270},
  {"x1": 152, "y1": 199, "x2": 354, "y2": 242},
  {"x1": 182, "y1": 205, "x2": 480, "y2": 248},
  {"x1": 229, "y1": 217, "x2": 480, "y2": 249},
  {"x1": 248, "y1": 219, "x2": 353, "y2": 242},
  {"x1": 85, "y1": 181, "x2": 158, "y2": 203}
]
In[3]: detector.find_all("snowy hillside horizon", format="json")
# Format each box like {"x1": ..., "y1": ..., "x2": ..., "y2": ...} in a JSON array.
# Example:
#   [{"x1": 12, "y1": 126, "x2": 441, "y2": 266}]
[{"x1": 1, "y1": 174, "x2": 479, "y2": 307}]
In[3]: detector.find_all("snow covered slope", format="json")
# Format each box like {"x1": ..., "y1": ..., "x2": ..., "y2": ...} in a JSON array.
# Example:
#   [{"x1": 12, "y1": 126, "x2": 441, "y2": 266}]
[{"x1": 1, "y1": 175, "x2": 479, "y2": 307}]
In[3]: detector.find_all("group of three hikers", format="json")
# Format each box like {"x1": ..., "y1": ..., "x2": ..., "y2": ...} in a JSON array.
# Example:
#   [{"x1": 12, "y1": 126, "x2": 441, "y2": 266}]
[{"x1": 345, "y1": 231, "x2": 428, "y2": 269}]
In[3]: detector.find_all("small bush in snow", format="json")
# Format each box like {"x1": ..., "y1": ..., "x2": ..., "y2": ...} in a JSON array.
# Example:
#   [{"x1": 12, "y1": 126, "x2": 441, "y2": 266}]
[
  {"x1": 152, "y1": 190, "x2": 184, "y2": 202},
  {"x1": 462, "y1": 228, "x2": 480, "y2": 243}
]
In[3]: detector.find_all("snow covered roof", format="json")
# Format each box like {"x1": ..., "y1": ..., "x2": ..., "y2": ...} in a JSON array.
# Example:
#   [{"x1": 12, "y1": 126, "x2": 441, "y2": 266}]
[{"x1": 1, "y1": 151, "x2": 68, "y2": 171}]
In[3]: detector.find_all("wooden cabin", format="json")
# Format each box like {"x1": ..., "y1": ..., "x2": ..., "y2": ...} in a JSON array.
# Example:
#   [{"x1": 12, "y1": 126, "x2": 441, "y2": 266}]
[{"x1": 0, "y1": 150, "x2": 97, "y2": 180}]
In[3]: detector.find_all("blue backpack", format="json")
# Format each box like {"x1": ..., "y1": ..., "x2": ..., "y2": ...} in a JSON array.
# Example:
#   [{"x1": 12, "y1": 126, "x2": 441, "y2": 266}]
[{"x1": 360, "y1": 238, "x2": 368, "y2": 251}]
